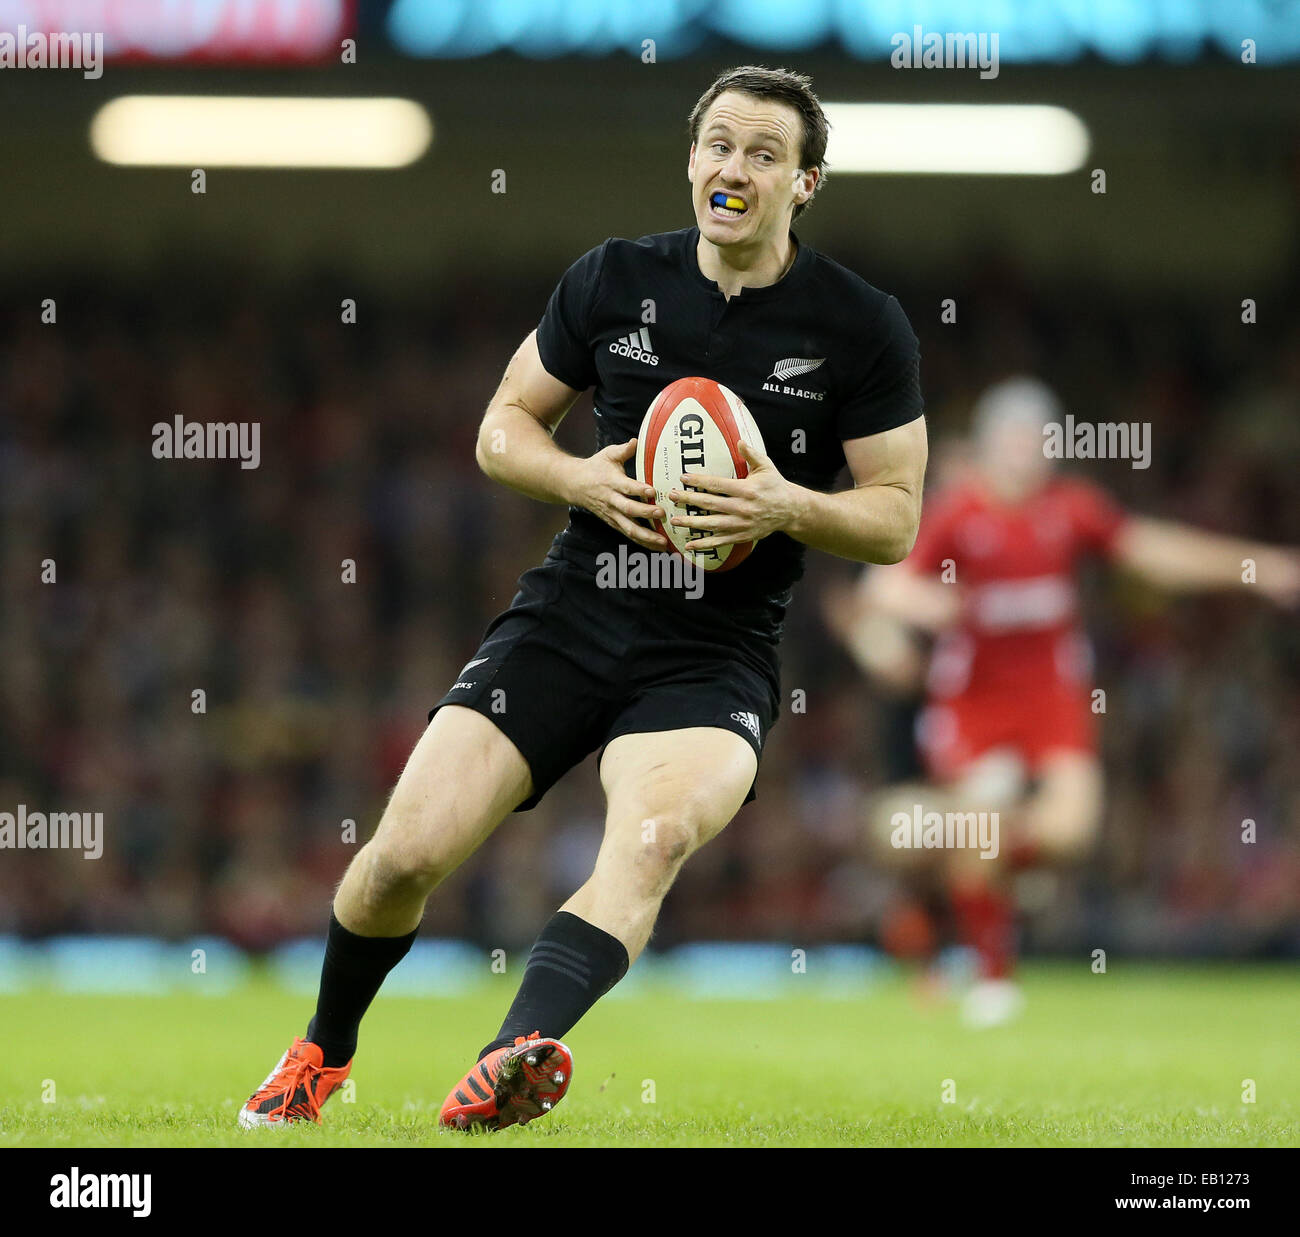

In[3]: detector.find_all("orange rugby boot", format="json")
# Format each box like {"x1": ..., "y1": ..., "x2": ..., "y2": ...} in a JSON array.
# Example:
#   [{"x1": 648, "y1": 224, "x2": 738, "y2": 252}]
[
  {"x1": 238, "y1": 1037, "x2": 351, "y2": 1128},
  {"x1": 439, "y1": 1032, "x2": 572, "y2": 1132}
]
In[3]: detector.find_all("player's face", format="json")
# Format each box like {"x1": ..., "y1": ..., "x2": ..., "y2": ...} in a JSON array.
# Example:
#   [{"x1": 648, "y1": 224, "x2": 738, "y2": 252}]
[
  {"x1": 689, "y1": 91, "x2": 812, "y2": 248},
  {"x1": 979, "y1": 417, "x2": 1053, "y2": 498}
]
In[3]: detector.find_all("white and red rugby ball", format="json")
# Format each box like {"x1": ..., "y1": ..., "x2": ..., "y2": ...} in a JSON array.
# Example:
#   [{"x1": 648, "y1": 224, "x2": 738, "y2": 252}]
[{"x1": 635, "y1": 376, "x2": 765, "y2": 572}]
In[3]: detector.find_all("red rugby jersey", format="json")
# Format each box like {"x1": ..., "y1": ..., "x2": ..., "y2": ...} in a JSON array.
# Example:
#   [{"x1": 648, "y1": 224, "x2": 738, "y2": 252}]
[{"x1": 903, "y1": 478, "x2": 1130, "y2": 698}]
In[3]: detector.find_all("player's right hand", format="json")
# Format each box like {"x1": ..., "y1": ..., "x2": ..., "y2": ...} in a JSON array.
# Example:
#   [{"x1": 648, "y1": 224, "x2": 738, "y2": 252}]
[{"x1": 569, "y1": 438, "x2": 669, "y2": 552}]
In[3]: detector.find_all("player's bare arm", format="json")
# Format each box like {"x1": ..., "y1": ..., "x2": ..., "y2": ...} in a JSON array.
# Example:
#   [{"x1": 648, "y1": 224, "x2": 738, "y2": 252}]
[
  {"x1": 856, "y1": 561, "x2": 961, "y2": 632},
  {"x1": 476, "y1": 330, "x2": 669, "y2": 551},
  {"x1": 822, "y1": 570, "x2": 931, "y2": 694},
  {"x1": 672, "y1": 414, "x2": 928, "y2": 564},
  {"x1": 821, "y1": 557, "x2": 959, "y2": 687},
  {"x1": 1115, "y1": 516, "x2": 1300, "y2": 606}
]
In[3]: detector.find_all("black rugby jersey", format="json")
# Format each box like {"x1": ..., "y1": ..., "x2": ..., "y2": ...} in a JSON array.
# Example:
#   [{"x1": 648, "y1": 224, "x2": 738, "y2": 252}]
[{"x1": 535, "y1": 226, "x2": 923, "y2": 639}]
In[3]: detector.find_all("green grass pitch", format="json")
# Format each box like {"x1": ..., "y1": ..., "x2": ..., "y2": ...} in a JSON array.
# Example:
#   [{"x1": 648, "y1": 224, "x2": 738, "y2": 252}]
[{"x1": 1, "y1": 963, "x2": 1294, "y2": 1147}]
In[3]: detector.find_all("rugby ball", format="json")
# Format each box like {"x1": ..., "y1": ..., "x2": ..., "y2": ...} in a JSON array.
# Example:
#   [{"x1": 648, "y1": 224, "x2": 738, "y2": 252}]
[{"x1": 635, "y1": 377, "x2": 765, "y2": 572}]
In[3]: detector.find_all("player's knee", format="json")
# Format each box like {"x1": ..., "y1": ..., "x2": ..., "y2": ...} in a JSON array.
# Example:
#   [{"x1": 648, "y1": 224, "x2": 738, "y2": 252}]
[
  {"x1": 1027, "y1": 759, "x2": 1102, "y2": 865},
  {"x1": 348, "y1": 844, "x2": 435, "y2": 913},
  {"x1": 363, "y1": 811, "x2": 458, "y2": 893},
  {"x1": 628, "y1": 816, "x2": 698, "y2": 895},
  {"x1": 1031, "y1": 808, "x2": 1098, "y2": 865}
]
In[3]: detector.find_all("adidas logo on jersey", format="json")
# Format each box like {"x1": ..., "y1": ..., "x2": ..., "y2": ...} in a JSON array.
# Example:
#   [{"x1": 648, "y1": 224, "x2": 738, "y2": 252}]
[
  {"x1": 730, "y1": 711, "x2": 762, "y2": 741},
  {"x1": 609, "y1": 327, "x2": 659, "y2": 366}
]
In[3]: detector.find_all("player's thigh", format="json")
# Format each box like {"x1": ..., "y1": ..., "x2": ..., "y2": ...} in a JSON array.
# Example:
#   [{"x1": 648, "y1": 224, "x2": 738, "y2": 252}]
[
  {"x1": 1025, "y1": 749, "x2": 1104, "y2": 857},
  {"x1": 369, "y1": 704, "x2": 533, "y2": 879},
  {"x1": 598, "y1": 726, "x2": 756, "y2": 869}
]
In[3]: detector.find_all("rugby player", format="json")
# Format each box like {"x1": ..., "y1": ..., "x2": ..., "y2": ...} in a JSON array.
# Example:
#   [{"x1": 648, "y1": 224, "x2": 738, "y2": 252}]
[
  {"x1": 827, "y1": 376, "x2": 1300, "y2": 1026},
  {"x1": 240, "y1": 65, "x2": 928, "y2": 1131}
]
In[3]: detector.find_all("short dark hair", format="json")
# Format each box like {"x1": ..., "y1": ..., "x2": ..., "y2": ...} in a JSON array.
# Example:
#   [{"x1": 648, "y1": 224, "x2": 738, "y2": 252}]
[{"x1": 688, "y1": 65, "x2": 829, "y2": 219}]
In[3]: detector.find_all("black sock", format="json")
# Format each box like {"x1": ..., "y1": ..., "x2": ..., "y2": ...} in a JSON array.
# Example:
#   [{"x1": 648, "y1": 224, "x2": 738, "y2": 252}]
[
  {"x1": 479, "y1": 911, "x2": 629, "y2": 1059},
  {"x1": 305, "y1": 911, "x2": 418, "y2": 1067}
]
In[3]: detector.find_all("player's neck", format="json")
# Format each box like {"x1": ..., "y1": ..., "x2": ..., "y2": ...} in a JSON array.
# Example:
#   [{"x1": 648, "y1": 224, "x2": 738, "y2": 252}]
[
  {"x1": 696, "y1": 230, "x2": 796, "y2": 300},
  {"x1": 979, "y1": 473, "x2": 1041, "y2": 506}
]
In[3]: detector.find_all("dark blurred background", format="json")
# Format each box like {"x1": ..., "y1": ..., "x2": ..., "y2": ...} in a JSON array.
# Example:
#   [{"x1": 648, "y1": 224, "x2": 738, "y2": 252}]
[{"x1": 1, "y1": 1, "x2": 1298, "y2": 961}]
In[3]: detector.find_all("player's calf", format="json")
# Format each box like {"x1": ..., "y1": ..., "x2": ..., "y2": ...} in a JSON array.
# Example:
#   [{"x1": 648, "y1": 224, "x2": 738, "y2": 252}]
[{"x1": 567, "y1": 727, "x2": 755, "y2": 959}]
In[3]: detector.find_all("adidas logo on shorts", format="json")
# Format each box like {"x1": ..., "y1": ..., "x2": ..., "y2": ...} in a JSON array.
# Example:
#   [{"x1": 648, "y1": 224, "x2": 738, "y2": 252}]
[
  {"x1": 609, "y1": 327, "x2": 659, "y2": 366},
  {"x1": 730, "y1": 711, "x2": 762, "y2": 741}
]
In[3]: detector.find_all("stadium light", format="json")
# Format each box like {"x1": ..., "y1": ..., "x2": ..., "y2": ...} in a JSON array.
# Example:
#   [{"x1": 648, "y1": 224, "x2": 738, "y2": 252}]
[
  {"x1": 90, "y1": 96, "x2": 433, "y2": 168},
  {"x1": 822, "y1": 104, "x2": 1089, "y2": 175}
]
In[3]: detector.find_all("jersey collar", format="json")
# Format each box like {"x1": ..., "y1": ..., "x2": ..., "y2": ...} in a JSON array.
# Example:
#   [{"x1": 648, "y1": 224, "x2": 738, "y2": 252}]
[{"x1": 686, "y1": 226, "x2": 814, "y2": 302}]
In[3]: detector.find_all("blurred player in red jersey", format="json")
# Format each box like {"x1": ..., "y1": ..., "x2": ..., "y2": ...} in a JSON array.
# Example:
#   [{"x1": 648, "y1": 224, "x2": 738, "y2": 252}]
[{"x1": 826, "y1": 376, "x2": 1300, "y2": 1026}]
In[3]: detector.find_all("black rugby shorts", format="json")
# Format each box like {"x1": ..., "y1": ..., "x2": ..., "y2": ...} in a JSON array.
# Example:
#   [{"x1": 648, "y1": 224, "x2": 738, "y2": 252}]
[{"x1": 429, "y1": 537, "x2": 781, "y2": 811}]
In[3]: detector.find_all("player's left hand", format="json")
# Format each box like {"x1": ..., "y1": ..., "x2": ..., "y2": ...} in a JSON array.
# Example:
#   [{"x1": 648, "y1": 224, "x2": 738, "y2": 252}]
[
  {"x1": 1253, "y1": 547, "x2": 1300, "y2": 608},
  {"x1": 667, "y1": 440, "x2": 804, "y2": 551}
]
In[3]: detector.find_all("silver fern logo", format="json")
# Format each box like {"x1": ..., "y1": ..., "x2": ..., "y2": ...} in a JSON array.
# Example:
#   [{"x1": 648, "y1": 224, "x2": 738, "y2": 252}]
[{"x1": 766, "y1": 356, "x2": 825, "y2": 382}]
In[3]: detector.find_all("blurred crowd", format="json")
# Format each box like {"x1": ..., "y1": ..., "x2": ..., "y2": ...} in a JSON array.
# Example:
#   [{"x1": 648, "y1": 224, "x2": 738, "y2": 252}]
[{"x1": 2, "y1": 240, "x2": 1298, "y2": 958}]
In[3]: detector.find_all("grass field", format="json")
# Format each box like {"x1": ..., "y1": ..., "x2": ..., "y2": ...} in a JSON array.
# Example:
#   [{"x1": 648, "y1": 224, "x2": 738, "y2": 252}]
[{"x1": 0, "y1": 963, "x2": 1294, "y2": 1147}]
